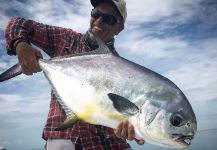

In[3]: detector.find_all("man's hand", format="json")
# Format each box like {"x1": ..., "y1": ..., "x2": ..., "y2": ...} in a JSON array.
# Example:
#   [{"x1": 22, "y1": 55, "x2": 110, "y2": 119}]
[
  {"x1": 114, "y1": 120, "x2": 145, "y2": 145},
  {"x1": 16, "y1": 41, "x2": 43, "y2": 75}
]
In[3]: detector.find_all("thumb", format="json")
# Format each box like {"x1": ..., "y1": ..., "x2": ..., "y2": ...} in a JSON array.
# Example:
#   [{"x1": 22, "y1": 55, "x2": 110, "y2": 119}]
[{"x1": 35, "y1": 50, "x2": 43, "y2": 60}]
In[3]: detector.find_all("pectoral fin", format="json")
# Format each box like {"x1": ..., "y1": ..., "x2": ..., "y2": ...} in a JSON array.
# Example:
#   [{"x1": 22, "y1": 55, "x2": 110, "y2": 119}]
[
  {"x1": 108, "y1": 93, "x2": 139, "y2": 116},
  {"x1": 55, "y1": 114, "x2": 78, "y2": 131}
]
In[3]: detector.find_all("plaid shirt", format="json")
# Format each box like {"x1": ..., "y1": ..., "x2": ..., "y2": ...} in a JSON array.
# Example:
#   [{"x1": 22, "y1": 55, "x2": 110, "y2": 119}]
[{"x1": 5, "y1": 17, "x2": 131, "y2": 150}]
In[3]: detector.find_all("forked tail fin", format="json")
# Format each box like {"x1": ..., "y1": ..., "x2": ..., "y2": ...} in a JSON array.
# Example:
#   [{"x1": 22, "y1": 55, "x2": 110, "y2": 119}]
[{"x1": 0, "y1": 63, "x2": 22, "y2": 82}]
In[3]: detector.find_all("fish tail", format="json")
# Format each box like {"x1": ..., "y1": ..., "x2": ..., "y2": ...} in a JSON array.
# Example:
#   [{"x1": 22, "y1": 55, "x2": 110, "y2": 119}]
[{"x1": 0, "y1": 63, "x2": 22, "y2": 82}]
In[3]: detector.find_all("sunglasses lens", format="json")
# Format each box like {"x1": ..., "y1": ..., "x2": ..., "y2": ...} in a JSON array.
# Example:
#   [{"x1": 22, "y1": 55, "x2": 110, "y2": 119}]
[
  {"x1": 102, "y1": 15, "x2": 116, "y2": 25},
  {"x1": 91, "y1": 9, "x2": 117, "y2": 25}
]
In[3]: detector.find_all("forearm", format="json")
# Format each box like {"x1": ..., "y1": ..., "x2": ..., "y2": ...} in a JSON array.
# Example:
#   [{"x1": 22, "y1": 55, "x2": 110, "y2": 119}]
[
  {"x1": 5, "y1": 17, "x2": 63, "y2": 57},
  {"x1": 5, "y1": 17, "x2": 32, "y2": 55}
]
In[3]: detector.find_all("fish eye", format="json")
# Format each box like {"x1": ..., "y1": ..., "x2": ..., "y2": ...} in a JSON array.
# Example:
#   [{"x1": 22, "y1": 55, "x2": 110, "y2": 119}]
[{"x1": 170, "y1": 114, "x2": 183, "y2": 127}]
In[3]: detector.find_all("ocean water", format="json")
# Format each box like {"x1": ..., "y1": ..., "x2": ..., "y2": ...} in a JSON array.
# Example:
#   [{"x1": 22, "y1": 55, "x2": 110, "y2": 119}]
[{"x1": 130, "y1": 129, "x2": 217, "y2": 150}]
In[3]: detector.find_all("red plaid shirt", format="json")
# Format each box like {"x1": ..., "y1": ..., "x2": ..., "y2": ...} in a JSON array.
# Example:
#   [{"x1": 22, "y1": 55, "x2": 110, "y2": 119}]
[{"x1": 5, "y1": 17, "x2": 131, "y2": 150}]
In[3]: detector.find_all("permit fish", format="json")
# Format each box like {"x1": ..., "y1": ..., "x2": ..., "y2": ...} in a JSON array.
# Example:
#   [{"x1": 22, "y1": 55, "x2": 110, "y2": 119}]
[{"x1": 0, "y1": 32, "x2": 197, "y2": 149}]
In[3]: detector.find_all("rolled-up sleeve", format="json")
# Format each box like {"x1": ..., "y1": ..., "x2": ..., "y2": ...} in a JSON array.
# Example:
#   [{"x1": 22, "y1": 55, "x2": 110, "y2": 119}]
[{"x1": 5, "y1": 17, "x2": 65, "y2": 57}]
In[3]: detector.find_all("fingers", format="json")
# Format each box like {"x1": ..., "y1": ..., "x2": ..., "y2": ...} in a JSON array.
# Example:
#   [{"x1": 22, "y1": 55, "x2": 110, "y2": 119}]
[
  {"x1": 121, "y1": 120, "x2": 128, "y2": 139},
  {"x1": 17, "y1": 44, "x2": 42, "y2": 75},
  {"x1": 127, "y1": 123, "x2": 135, "y2": 140},
  {"x1": 114, "y1": 120, "x2": 124, "y2": 138},
  {"x1": 20, "y1": 60, "x2": 39, "y2": 75},
  {"x1": 115, "y1": 120, "x2": 135, "y2": 140},
  {"x1": 115, "y1": 120, "x2": 146, "y2": 145},
  {"x1": 18, "y1": 54, "x2": 41, "y2": 75},
  {"x1": 30, "y1": 58, "x2": 41, "y2": 73},
  {"x1": 21, "y1": 65, "x2": 33, "y2": 75}
]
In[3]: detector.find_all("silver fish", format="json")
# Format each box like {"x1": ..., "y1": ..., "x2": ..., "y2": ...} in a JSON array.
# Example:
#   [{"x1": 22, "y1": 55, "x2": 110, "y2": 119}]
[{"x1": 0, "y1": 32, "x2": 197, "y2": 149}]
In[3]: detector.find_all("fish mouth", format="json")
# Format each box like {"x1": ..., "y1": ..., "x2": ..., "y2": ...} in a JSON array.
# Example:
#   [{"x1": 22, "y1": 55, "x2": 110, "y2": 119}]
[{"x1": 172, "y1": 134, "x2": 194, "y2": 147}]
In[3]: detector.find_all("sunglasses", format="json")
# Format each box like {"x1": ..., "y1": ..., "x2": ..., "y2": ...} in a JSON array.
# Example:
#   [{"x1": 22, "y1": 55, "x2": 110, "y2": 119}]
[{"x1": 91, "y1": 9, "x2": 123, "y2": 25}]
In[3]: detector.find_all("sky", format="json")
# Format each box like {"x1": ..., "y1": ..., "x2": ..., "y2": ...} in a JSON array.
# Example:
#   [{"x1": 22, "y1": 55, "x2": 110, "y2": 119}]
[{"x1": 0, "y1": 0, "x2": 217, "y2": 149}]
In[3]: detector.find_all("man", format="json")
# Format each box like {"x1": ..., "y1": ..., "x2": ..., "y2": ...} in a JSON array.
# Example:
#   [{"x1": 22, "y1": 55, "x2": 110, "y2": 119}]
[{"x1": 5, "y1": 0, "x2": 145, "y2": 149}]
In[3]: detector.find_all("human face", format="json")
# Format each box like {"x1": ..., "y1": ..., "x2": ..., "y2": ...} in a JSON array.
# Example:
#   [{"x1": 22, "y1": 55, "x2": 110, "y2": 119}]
[{"x1": 90, "y1": 3, "x2": 124, "y2": 42}]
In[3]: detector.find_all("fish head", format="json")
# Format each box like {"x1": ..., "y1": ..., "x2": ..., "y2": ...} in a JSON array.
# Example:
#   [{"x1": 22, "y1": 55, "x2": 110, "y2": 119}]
[
  {"x1": 135, "y1": 88, "x2": 197, "y2": 148},
  {"x1": 162, "y1": 90, "x2": 197, "y2": 148}
]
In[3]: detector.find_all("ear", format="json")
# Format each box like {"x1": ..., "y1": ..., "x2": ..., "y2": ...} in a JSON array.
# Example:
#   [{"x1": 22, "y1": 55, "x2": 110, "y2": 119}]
[{"x1": 116, "y1": 24, "x2": 124, "y2": 35}]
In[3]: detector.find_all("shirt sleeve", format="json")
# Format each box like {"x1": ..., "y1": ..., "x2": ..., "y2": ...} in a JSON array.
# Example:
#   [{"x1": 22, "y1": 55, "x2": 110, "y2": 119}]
[{"x1": 5, "y1": 17, "x2": 68, "y2": 57}]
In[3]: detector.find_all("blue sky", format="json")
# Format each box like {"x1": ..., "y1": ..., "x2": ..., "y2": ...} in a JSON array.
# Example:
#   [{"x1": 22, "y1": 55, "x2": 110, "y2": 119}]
[{"x1": 0, "y1": 0, "x2": 217, "y2": 149}]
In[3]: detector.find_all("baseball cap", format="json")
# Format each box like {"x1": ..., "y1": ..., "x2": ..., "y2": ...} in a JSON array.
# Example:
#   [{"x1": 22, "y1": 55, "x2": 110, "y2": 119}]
[{"x1": 90, "y1": 0, "x2": 127, "y2": 23}]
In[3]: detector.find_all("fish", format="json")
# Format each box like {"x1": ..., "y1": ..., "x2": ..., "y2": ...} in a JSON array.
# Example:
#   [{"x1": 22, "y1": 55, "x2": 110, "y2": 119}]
[{"x1": 0, "y1": 32, "x2": 197, "y2": 149}]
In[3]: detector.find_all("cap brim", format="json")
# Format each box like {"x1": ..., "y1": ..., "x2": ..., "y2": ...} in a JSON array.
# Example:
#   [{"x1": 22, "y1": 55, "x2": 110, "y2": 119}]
[
  {"x1": 90, "y1": 0, "x2": 126, "y2": 23},
  {"x1": 90, "y1": 0, "x2": 114, "y2": 8}
]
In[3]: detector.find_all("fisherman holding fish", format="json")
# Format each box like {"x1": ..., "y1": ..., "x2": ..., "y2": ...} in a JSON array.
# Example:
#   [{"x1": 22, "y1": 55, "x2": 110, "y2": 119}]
[{"x1": 5, "y1": 0, "x2": 145, "y2": 149}]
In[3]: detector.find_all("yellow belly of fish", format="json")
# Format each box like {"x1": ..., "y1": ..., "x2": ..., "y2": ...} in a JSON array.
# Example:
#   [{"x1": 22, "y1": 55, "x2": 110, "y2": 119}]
[{"x1": 76, "y1": 102, "x2": 124, "y2": 125}]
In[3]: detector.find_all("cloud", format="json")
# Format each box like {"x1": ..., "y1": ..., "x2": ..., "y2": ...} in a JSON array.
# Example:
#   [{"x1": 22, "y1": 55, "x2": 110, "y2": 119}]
[
  {"x1": 0, "y1": 0, "x2": 28, "y2": 29},
  {"x1": 0, "y1": 92, "x2": 49, "y2": 115},
  {"x1": 125, "y1": 0, "x2": 217, "y2": 41},
  {"x1": 0, "y1": 71, "x2": 50, "y2": 117},
  {"x1": 0, "y1": 0, "x2": 92, "y2": 32},
  {"x1": 0, "y1": 15, "x2": 9, "y2": 30},
  {"x1": 127, "y1": 0, "x2": 203, "y2": 23},
  {"x1": 0, "y1": 61, "x2": 7, "y2": 70},
  {"x1": 0, "y1": 94, "x2": 22, "y2": 114},
  {"x1": 118, "y1": 33, "x2": 189, "y2": 59},
  {"x1": 163, "y1": 38, "x2": 217, "y2": 101},
  {"x1": 165, "y1": 56, "x2": 217, "y2": 101},
  {"x1": 26, "y1": 0, "x2": 91, "y2": 32}
]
